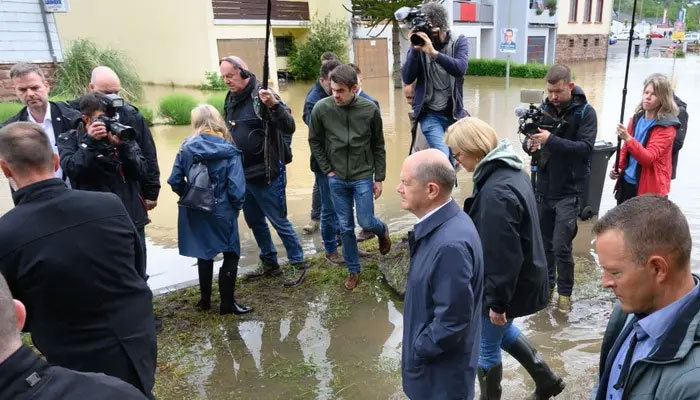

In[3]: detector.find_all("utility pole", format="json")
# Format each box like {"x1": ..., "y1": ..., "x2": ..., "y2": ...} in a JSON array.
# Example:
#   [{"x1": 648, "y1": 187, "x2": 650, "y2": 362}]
[{"x1": 505, "y1": 0, "x2": 512, "y2": 89}]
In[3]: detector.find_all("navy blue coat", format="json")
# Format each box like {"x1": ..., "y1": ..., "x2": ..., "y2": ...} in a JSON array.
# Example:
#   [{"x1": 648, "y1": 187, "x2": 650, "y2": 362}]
[
  {"x1": 403, "y1": 200, "x2": 484, "y2": 400},
  {"x1": 168, "y1": 133, "x2": 245, "y2": 260}
]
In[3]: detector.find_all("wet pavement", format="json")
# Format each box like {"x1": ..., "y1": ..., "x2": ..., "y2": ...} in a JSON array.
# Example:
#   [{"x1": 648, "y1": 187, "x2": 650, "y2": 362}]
[{"x1": 1, "y1": 49, "x2": 699, "y2": 399}]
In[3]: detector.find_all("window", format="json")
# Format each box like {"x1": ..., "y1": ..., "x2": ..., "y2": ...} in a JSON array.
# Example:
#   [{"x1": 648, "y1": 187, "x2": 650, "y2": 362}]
[
  {"x1": 584, "y1": 0, "x2": 592, "y2": 22},
  {"x1": 596, "y1": 0, "x2": 604, "y2": 22},
  {"x1": 583, "y1": 38, "x2": 589, "y2": 47},
  {"x1": 595, "y1": 37, "x2": 600, "y2": 46},
  {"x1": 275, "y1": 36, "x2": 293, "y2": 57},
  {"x1": 569, "y1": 0, "x2": 578, "y2": 22},
  {"x1": 569, "y1": 39, "x2": 575, "y2": 47}
]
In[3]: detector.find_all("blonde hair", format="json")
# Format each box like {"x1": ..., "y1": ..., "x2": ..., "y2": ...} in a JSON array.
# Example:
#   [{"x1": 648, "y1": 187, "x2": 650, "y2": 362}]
[
  {"x1": 635, "y1": 74, "x2": 679, "y2": 119},
  {"x1": 190, "y1": 104, "x2": 232, "y2": 142},
  {"x1": 444, "y1": 117, "x2": 499, "y2": 159}
]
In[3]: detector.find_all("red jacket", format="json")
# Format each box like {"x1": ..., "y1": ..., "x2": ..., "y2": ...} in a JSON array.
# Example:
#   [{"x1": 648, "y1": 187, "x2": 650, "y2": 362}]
[{"x1": 616, "y1": 114, "x2": 679, "y2": 196}]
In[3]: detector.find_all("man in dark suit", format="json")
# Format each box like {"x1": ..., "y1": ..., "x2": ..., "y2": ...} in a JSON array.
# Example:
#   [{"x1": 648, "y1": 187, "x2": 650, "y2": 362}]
[
  {"x1": 397, "y1": 149, "x2": 484, "y2": 400},
  {"x1": 0, "y1": 122, "x2": 157, "y2": 398},
  {"x1": 0, "y1": 273, "x2": 148, "y2": 400},
  {"x1": 1, "y1": 62, "x2": 80, "y2": 180}
]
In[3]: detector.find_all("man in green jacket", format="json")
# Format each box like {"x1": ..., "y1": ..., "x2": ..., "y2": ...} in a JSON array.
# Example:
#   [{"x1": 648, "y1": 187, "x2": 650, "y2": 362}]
[
  {"x1": 308, "y1": 64, "x2": 391, "y2": 291},
  {"x1": 592, "y1": 195, "x2": 700, "y2": 400}
]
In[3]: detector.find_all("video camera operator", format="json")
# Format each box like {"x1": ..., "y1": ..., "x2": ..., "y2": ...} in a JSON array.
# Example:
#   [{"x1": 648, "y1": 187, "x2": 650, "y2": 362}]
[
  {"x1": 400, "y1": 2, "x2": 469, "y2": 159},
  {"x1": 523, "y1": 64, "x2": 597, "y2": 313},
  {"x1": 58, "y1": 92, "x2": 150, "y2": 269}
]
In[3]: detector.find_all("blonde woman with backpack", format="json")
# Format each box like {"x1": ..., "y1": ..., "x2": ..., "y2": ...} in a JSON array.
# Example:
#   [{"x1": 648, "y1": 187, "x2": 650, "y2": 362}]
[{"x1": 168, "y1": 104, "x2": 251, "y2": 315}]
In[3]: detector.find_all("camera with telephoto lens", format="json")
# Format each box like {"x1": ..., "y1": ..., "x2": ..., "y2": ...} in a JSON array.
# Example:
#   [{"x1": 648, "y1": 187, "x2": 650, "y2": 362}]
[
  {"x1": 516, "y1": 89, "x2": 562, "y2": 137},
  {"x1": 97, "y1": 94, "x2": 136, "y2": 141},
  {"x1": 394, "y1": 6, "x2": 434, "y2": 47}
]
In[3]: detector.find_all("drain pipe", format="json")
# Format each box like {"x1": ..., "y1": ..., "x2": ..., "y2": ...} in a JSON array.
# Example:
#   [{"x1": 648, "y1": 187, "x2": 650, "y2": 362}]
[{"x1": 38, "y1": 0, "x2": 58, "y2": 64}]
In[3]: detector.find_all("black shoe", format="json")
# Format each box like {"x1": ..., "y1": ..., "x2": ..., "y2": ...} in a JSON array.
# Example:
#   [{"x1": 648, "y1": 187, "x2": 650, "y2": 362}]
[
  {"x1": 230, "y1": 301, "x2": 253, "y2": 315},
  {"x1": 196, "y1": 299, "x2": 211, "y2": 311},
  {"x1": 244, "y1": 261, "x2": 283, "y2": 280},
  {"x1": 477, "y1": 363, "x2": 502, "y2": 400},
  {"x1": 283, "y1": 262, "x2": 309, "y2": 288},
  {"x1": 505, "y1": 333, "x2": 565, "y2": 399}
]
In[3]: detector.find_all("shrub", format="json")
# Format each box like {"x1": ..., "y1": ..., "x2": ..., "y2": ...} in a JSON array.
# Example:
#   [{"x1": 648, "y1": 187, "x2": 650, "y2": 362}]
[
  {"x1": 135, "y1": 105, "x2": 154, "y2": 126},
  {"x1": 288, "y1": 15, "x2": 348, "y2": 81},
  {"x1": 467, "y1": 58, "x2": 549, "y2": 79},
  {"x1": 674, "y1": 48, "x2": 685, "y2": 58},
  {"x1": 158, "y1": 94, "x2": 198, "y2": 125},
  {"x1": 52, "y1": 39, "x2": 143, "y2": 103},
  {"x1": 206, "y1": 93, "x2": 226, "y2": 116},
  {"x1": 200, "y1": 72, "x2": 228, "y2": 91},
  {"x1": 0, "y1": 102, "x2": 23, "y2": 123}
]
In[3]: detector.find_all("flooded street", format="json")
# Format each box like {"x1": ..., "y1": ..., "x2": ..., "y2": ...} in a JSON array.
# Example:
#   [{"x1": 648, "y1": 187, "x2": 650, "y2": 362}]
[{"x1": 1, "y1": 49, "x2": 698, "y2": 399}]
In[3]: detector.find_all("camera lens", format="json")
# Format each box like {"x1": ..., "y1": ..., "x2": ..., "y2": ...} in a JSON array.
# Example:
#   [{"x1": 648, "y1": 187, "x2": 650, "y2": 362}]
[{"x1": 410, "y1": 34, "x2": 425, "y2": 46}]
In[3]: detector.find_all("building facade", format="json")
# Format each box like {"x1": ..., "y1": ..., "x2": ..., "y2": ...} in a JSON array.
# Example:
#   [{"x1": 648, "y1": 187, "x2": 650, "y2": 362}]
[{"x1": 556, "y1": 0, "x2": 614, "y2": 61}]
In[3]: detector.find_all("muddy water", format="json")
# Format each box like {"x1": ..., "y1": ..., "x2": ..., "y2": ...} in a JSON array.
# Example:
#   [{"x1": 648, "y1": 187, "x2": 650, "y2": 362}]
[{"x1": 1, "y1": 52, "x2": 699, "y2": 399}]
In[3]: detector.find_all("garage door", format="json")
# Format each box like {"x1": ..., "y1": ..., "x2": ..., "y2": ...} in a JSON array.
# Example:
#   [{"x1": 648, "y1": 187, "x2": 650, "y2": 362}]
[{"x1": 353, "y1": 38, "x2": 389, "y2": 79}]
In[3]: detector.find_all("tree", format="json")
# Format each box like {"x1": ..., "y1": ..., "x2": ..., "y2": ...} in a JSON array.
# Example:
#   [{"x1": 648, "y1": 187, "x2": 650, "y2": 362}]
[
  {"x1": 346, "y1": 0, "x2": 424, "y2": 88},
  {"x1": 288, "y1": 15, "x2": 348, "y2": 81}
]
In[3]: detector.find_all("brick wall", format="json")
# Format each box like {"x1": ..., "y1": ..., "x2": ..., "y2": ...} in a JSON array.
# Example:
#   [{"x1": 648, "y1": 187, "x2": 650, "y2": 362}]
[
  {"x1": 0, "y1": 63, "x2": 59, "y2": 102},
  {"x1": 556, "y1": 34, "x2": 609, "y2": 62}
]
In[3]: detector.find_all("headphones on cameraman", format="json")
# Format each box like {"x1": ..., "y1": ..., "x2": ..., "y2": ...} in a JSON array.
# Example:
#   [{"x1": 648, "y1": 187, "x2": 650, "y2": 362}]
[{"x1": 219, "y1": 57, "x2": 251, "y2": 79}]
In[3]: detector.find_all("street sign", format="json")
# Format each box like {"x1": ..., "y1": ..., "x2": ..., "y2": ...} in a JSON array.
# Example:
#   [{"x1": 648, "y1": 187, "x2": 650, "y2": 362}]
[{"x1": 43, "y1": 0, "x2": 70, "y2": 13}]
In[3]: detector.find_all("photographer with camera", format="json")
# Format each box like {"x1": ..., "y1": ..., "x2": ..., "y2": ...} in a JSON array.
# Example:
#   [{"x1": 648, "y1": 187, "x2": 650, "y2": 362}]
[
  {"x1": 400, "y1": 2, "x2": 469, "y2": 159},
  {"x1": 58, "y1": 93, "x2": 149, "y2": 272},
  {"x1": 523, "y1": 64, "x2": 597, "y2": 313}
]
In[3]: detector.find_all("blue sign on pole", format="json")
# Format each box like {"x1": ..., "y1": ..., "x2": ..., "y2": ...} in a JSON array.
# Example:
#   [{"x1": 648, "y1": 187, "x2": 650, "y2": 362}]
[{"x1": 44, "y1": 0, "x2": 69, "y2": 13}]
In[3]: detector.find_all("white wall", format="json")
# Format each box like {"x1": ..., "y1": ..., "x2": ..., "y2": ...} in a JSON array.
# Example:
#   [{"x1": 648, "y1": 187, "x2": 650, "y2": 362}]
[{"x1": 0, "y1": 0, "x2": 63, "y2": 63}]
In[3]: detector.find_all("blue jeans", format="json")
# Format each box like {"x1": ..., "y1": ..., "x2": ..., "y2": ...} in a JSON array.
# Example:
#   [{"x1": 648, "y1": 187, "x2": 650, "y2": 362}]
[
  {"x1": 314, "y1": 171, "x2": 340, "y2": 254},
  {"x1": 418, "y1": 110, "x2": 454, "y2": 158},
  {"x1": 478, "y1": 315, "x2": 521, "y2": 371},
  {"x1": 328, "y1": 176, "x2": 385, "y2": 274},
  {"x1": 242, "y1": 169, "x2": 304, "y2": 265}
]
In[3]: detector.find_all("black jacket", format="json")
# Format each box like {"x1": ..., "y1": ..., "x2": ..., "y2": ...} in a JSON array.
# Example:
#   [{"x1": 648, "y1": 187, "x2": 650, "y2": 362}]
[
  {"x1": 0, "y1": 179, "x2": 156, "y2": 397},
  {"x1": 57, "y1": 122, "x2": 150, "y2": 227},
  {"x1": 0, "y1": 101, "x2": 80, "y2": 139},
  {"x1": 0, "y1": 345, "x2": 147, "y2": 400},
  {"x1": 524, "y1": 86, "x2": 597, "y2": 199},
  {"x1": 67, "y1": 99, "x2": 161, "y2": 201},
  {"x1": 672, "y1": 94, "x2": 688, "y2": 179},
  {"x1": 224, "y1": 75, "x2": 295, "y2": 184},
  {"x1": 464, "y1": 151, "x2": 549, "y2": 318}
]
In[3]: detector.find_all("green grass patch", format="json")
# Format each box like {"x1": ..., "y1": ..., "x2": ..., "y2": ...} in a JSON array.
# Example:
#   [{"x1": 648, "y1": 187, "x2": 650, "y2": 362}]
[
  {"x1": 158, "y1": 93, "x2": 198, "y2": 125},
  {"x1": 467, "y1": 58, "x2": 550, "y2": 79},
  {"x1": 52, "y1": 38, "x2": 143, "y2": 103},
  {"x1": 0, "y1": 102, "x2": 23, "y2": 123},
  {"x1": 205, "y1": 92, "x2": 226, "y2": 116}
]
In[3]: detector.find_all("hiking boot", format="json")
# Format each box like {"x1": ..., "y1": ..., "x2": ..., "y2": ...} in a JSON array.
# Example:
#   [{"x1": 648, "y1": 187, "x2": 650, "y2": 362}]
[
  {"x1": 244, "y1": 261, "x2": 282, "y2": 280},
  {"x1": 477, "y1": 363, "x2": 502, "y2": 400},
  {"x1": 377, "y1": 223, "x2": 392, "y2": 255},
  {"x1": 196, "y1": 299, "x2": 211, "y2": 311},
  {"x1": 283, "y1": 262, "x2": 309, "y2": 288},
  {"x1": 505, "y1": 333, "x2": 565, "y2": 400},
  {"x1": 557, "y1": 295, "x2": 572, "y2": 313},
  {"x1": 345, "y1": 273, "x2": 360, "y2": 290},
  {"x1": 302, "y1": 219, "x2": 320, "y2": 234},
  {"x1": 325, "y1": 251, "x2": 344, "y2": 265},
  {"x1": 357, "y1": 229, "x2": 375, "y2": 242}
]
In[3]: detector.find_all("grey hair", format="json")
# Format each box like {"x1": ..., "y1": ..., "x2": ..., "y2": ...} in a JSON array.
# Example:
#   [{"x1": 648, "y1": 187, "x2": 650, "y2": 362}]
[
  {"x1": 415, "y1": 160, "x2": 456, "y2": 196},
  {"x1": 593, "y1": 195, "x2": 691, "y2": 269},
  {"x1": 421, "y1": 2, "x2": 450, "y2": 30},
  {"x1": 9, "y1": 62, "x2": 46, "y2": 82}
]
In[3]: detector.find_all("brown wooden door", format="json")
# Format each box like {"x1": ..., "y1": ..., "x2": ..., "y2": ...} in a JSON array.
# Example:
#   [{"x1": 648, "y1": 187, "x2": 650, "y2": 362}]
[
  {"x1": 217, "y1": 39, "x2": 266, "y2": 77},
  {"x1": 353, "y1": 38, "x2": 389, "y2": 79}
]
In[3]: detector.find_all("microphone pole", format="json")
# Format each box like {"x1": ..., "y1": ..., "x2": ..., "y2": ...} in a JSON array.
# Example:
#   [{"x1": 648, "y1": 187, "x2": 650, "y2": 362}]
[
  {"x1": 615, "y1": 0, "x2": 638, "y2": 173},
  {"x1": 262, "y1": 0, "x2": 272, "y2": 89}
]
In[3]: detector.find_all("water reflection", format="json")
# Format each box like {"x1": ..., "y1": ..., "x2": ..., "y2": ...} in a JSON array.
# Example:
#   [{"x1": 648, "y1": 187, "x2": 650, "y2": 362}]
[
  {"x1": 379, "y1": 300, "x2": 403, "y2": 371},
  {"x1": 297, "y1": 295, "x2": 333, "y2": 400}
]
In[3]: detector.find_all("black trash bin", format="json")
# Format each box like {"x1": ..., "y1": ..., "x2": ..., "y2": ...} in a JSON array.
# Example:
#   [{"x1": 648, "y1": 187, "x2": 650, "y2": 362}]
[
  {"x1": 634, "y1": 43, "x2": 641, "y2": 55},
  {"x1": 579, "y1": 141, "x2": 617, "y2": 220}
]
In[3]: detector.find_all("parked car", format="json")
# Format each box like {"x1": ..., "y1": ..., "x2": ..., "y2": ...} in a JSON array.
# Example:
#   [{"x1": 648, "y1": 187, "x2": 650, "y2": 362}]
[
  {"x1": 609, "y1": 36, "x2": 618, "y2": 45},
  {"x1": 649, "y1": 32, "x2": 663, "y2": 38},
  {"x1": 613, "y1": 31, "x2": 641, "y2": 40},
  {"x1": 683, "y1": 32, "x2": 700, "y2": 44}
]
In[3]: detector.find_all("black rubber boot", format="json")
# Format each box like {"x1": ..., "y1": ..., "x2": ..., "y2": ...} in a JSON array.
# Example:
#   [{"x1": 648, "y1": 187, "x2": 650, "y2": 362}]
[
  {"x1": 196, "y1": 259, "x2": 213, "y2": 311},
  {"x1": 505, "y1": 333, "x2": 565, "y2": 399},
  {"x1": 219, "y1": 253, "x2": 252, "y2": 315},
  {"x1": 477, "y1": 363, "x2": 502, "y2": 400}
]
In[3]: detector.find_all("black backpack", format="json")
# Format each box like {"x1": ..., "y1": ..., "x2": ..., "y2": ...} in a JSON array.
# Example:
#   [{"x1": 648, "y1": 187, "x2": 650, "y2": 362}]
[
  {"x1": 178, "y1": 161, "x2": 215, "y2": 212},
  {"x1": 672, "y1": 95, "x2": 688, "y2": 180}
]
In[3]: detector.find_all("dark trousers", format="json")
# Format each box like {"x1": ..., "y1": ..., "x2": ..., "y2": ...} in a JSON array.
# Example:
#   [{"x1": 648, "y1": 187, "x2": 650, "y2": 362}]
[
  {"x1": 137, "y1": 225, "x2": 148, "y2": 279},
  {"x1": 616, "y1": 179, "x2": 638, "y2": 205},
  {"x1": 311, "y1": 179, "x2": 321, "y2": 221},
  {"x1": 538, "y1": 196, "x2": 579, "y2": 296}
]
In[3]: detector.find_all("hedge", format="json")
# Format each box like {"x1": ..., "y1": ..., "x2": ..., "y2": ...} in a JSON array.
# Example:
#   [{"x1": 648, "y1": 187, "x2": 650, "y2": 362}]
[
  {"x1": 158, "y1": 93, "x2": 198, "y2": 125},
  {"x1": 0, "y1": 102, "x2": 23, "y2": 123},
  {"x1": 467, "y1": 58, "x2": 550, "y2": 79}
]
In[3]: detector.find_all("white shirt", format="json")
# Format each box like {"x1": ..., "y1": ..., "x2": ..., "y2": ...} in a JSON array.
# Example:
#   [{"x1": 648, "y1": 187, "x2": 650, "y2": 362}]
[
  {"x1": 27, "y1": 105, "x2": 63, "y2": 179},
  {"x1": 416, "y1": 198, "x2": 453, "y2": 224}
]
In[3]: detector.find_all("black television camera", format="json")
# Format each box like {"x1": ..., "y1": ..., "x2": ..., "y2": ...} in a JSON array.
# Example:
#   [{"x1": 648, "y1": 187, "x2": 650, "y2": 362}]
[
  {"x1": 516, "y1": 90, "x2": 560, "y2": 137},
  {"x1": 394, "y1": 6, "x2": 434, "y2": 47},
  {"x1": 97, "y1": 94, "x2": 136, "y2": 141}
]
